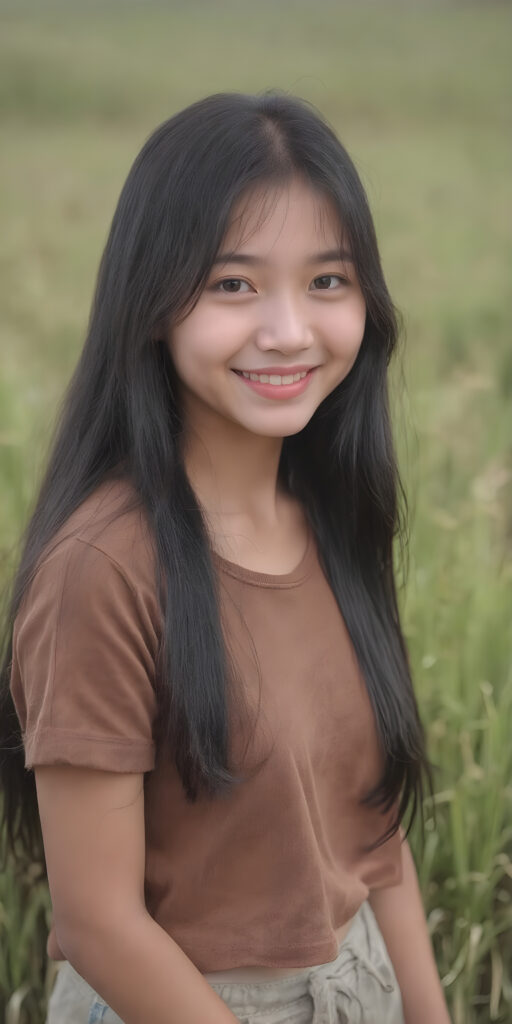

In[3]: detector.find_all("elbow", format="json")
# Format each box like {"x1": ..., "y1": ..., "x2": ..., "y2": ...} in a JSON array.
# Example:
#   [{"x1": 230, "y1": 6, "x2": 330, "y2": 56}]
[
  {"x1": 54, "y1": 914, "x2": 118, "y2": 965},
  {"x1": 55, "y1": 906, "x2": 149, "y2": 966},
  {"x1": 53, "y1": 917, "x2": 90, "y2": 964}
]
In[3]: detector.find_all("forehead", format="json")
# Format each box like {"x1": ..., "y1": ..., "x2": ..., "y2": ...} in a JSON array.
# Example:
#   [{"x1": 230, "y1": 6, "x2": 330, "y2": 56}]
[{"x1": 221, "y1": 177, "x2": 344, "y2": 254}]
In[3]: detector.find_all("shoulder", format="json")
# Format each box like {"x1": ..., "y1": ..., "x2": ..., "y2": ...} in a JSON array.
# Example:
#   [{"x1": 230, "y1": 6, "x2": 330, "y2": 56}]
[
  {"x1": 37, "y1": 476, "x2": 158, "y2": 603},
  {"x1": 14, "y1": 476, "x2": 162, "y2": 685},
  {"x1": 15, "y1": 477, "x2": 161, "y2": 648},
  {"x1": 12, "y1": 477, "x2": 160, "y2": 773}
]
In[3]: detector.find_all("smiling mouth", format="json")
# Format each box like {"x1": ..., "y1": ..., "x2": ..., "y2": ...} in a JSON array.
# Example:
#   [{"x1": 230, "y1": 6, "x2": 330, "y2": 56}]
[{"x1": 232, "y1": 369, "x2": 311, "y2": 385}]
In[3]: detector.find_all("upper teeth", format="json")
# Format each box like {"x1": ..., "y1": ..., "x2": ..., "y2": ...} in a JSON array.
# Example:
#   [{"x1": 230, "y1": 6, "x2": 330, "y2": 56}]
[{"x1": 238, "y1": 371, "x2": 308, "y2": 385}]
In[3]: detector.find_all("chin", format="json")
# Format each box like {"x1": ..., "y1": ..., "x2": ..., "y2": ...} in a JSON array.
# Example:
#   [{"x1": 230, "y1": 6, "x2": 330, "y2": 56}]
[{"x1": 245, "y1": 415, "x2": 314, "y2": 438}]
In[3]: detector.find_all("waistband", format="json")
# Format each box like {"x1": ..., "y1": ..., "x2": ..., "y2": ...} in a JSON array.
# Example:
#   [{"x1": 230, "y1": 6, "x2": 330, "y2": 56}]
[
  {"x1": 203, "y1": 962, "x2": 312, "y2": 984},
  {"x1": 204, "y1": 902, "x2": 401, "y2": 1023}
]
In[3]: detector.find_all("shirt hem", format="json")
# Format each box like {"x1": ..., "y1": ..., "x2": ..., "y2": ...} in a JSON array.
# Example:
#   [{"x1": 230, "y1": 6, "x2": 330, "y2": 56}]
[
  {"x1": 190, "y1": 935, "x2": 343, "y2": 974},
  {"x1": 24, "y1": 727, "x2": 155, "y2": 773}
]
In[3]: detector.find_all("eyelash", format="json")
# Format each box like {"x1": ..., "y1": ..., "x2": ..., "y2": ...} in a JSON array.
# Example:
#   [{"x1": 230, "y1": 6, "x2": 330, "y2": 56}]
[{"x1": 212, "y1": 274, "x2": 349, "y2": 294}]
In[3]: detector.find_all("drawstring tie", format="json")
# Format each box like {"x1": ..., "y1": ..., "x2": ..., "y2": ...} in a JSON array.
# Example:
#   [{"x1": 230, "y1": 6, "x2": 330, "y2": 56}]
[{"x1": 306, "y1": 943, "x2": 396, "y2": 1024}]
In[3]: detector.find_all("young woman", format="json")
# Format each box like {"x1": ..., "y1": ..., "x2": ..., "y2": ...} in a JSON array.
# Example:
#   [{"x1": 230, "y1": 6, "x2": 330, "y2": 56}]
[{"x1": 0, "y1": 91, "x2": 451, "y2": 1023}]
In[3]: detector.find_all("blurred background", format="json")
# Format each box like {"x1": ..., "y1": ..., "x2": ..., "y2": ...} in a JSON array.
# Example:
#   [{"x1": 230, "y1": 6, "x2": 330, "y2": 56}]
[{"x1": 0, "y1": 1, "x2": 510, "y2": 1021}]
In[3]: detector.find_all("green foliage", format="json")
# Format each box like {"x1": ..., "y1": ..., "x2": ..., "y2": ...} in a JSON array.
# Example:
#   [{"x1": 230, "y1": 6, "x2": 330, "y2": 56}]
[
  {"x1": 1, "y1": 1, "x2": 511, "y2": 1021},
  {"x1": 0, "y1": 828, "x2": 55, "y2": 1024}
]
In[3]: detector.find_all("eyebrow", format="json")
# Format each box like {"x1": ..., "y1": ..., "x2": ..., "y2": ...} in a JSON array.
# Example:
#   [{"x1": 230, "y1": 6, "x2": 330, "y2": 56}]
[{"x1": 212, "y1": 248, "x2": 354, "y2": 266}]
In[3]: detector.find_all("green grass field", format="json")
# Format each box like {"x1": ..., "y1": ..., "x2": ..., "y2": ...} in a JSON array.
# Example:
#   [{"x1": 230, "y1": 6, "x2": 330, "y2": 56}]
[{"x1": 1, "y1": 1, "x2": 511, "y2": 1021}]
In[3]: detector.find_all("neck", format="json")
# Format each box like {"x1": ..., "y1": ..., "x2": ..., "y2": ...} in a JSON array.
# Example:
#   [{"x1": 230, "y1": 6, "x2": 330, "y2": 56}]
[{"x1": 181, "y1": 428, "x2": 287, "y2": 533}]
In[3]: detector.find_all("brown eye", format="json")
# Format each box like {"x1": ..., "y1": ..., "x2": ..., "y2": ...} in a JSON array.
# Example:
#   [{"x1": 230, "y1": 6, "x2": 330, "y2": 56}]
[
  {"x1": 311, "y1": 274, "x2": 345, "y2": 290},
  {"x1": 215, "y1": 279, "x2": 251, "y2": 293}
]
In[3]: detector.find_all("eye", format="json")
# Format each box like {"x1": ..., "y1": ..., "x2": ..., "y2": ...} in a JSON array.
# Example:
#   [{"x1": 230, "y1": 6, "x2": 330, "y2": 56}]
[
  {"x1": 310, "y1": 274, "x2": 348, "y2": 291},
  {"x1": 214, "y1": 278, "x2": 252, "y2": 294}
]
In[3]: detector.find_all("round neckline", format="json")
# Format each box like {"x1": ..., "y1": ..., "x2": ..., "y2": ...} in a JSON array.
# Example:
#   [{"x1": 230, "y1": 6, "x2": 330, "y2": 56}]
[{"x1": 210, "y1": 522, "x2": 314, "y2": 588}]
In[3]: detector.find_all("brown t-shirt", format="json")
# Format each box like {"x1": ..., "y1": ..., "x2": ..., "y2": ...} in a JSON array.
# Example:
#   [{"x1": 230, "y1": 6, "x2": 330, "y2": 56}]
[{"x1": 10, "y1": 478, "x2": 403, "y2": 972}]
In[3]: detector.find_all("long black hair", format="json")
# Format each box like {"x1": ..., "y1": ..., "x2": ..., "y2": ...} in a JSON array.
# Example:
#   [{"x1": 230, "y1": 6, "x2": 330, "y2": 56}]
[{"x1": 0, "y1": 89, "x2": 435, "y2": 870}]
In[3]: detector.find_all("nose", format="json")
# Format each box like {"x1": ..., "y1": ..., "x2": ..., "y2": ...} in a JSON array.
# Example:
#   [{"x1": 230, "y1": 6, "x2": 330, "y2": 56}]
[{"x1": 255, "y1": 294, "x2": 314, "y2": 353}]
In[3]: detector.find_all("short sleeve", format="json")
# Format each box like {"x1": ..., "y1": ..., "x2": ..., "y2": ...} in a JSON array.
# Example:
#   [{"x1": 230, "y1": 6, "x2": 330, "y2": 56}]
[{"x1": 10, "y1": 537, "x2": 158, "y2": 772}]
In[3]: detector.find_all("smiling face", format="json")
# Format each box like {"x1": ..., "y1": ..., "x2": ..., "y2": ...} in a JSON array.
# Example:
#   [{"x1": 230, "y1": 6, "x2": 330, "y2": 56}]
[{"x1": 164, "y1": 176, "x2": 367, "y2": 442}]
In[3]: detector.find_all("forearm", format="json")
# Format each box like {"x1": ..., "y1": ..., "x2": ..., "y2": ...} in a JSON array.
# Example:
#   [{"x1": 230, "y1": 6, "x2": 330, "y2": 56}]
[
  {"x1": 368, "y1": 836, "x2": 451, "y2": 1024},
  {"x1": 57, "y1": 908, "x2": 239, "y2": 1024}
]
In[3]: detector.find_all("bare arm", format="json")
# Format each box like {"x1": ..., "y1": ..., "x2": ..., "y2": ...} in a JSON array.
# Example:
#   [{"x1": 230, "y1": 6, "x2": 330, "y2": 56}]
[
  {"x1": 35, "y1": 765, "x2": 239, "y2": 1024},
  {"x1": 368, "y1": 834, "x2": 451, "y2": 1024},
  {"x1": 59, "y1": 910, "x2": 239, "y2": 1024}
]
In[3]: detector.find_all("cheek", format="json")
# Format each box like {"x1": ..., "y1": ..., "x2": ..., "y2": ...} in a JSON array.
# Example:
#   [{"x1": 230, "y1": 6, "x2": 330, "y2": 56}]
[
  {"x1": 327, "y1": 301, "x2": 366, "y2": 358},
  {"x1": 168, "y1": 322, "x2": 208, "y2": 381},
  {"x1": 169, "y1": 328, "x2": 237, "y2": 406},
  {"x1": 171, "y1": 308, "x2": 240, "y2": 376}
]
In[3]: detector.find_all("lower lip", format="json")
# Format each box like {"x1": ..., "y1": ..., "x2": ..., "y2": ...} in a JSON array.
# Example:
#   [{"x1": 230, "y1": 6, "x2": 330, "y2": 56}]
[{"x1": 232, "y1": 368, "x2": 317, "y2": 400}]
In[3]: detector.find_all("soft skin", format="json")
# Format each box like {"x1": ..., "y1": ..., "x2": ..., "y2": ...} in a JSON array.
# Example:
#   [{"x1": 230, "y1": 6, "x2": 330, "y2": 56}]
[{"x1": 163, "y1": 175, "x2": 367, "y2": 541}]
